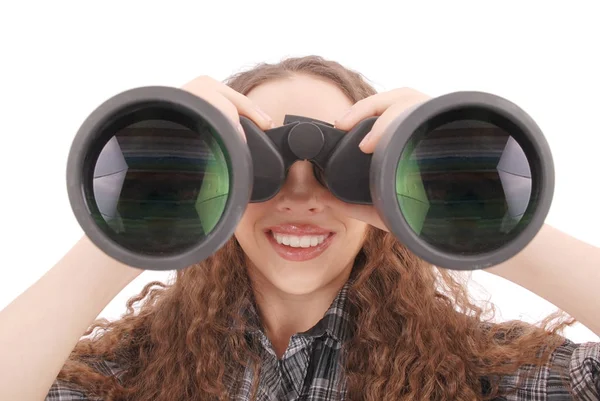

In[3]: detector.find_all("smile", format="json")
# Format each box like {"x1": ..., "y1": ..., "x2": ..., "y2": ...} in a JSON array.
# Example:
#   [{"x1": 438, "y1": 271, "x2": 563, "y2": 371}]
[
  {"x1": 264, "y1": 224, "x2": 336, "y2": 261},
  {"x1": 271, "y1": 232, "x2": 330, "y2": 248}
]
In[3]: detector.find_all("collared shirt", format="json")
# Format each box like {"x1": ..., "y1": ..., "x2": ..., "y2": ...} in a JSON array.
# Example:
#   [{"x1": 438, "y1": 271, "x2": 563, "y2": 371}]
[{"x1": 46, "y1": 281, "x2": 600, "y2": 400}]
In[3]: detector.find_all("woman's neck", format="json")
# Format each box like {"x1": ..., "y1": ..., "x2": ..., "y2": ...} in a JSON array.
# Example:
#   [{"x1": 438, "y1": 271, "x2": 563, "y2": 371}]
[{"x1": 248, "y1": 268, "x2": 351, "y2": 359}]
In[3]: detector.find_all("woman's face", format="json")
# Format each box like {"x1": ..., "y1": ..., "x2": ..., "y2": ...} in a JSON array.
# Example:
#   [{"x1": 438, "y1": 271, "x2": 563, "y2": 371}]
[{"x1": 234, "y1": 74, "x2": 369, "y2": 296}]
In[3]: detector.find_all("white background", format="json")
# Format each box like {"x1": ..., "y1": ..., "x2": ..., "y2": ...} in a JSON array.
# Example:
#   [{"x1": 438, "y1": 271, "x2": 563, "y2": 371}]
[{"x1": 0, "y1": 1, "x2": 598, "y2": 342}]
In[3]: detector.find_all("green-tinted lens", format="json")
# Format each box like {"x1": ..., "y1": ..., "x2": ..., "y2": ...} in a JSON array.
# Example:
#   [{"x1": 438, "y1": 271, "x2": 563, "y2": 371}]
[
  {"x1": 90, "y1": 118, "x2": 230, "y2": 255},
  {"x1": 396, "y1": 119, "x2": 535, "y2": 254}
]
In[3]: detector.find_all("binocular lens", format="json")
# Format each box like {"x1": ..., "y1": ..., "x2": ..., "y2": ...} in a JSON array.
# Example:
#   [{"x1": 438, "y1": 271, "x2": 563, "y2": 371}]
[
  {"x1": 67, "y1": 87, "x2": 254, "y2": 271},
  {"x1": 68, "y1": 87, "x2": 553, "y2": 271},
  {"x1": 90, "y1": 117, "x2": 231, "y2": 256},
  {"x1": 396, "y1": 119, "x2": 533, "y2": 255}
]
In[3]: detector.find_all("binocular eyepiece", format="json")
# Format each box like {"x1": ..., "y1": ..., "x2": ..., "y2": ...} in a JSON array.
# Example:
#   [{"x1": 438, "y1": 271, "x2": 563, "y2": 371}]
[{"x1": 66, "y1": 86, "x2": 554, "y2": 271}]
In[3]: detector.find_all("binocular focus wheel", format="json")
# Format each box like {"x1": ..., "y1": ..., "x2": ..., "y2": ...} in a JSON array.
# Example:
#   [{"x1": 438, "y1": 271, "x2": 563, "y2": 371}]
[{"x1": 66, "y1": 87, "x2": 554, "y2": 272}]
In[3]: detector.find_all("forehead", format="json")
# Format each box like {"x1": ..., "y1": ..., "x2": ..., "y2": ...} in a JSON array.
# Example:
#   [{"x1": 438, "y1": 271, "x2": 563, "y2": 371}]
[{"x1": 245, "y1": 74, "x2": 354, "y2": 126}]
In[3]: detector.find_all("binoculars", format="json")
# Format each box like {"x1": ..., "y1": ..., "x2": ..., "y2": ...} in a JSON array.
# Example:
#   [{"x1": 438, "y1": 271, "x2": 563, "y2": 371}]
[{"x1": 66, "y1": 86, "x2": 554, "y2": 271}]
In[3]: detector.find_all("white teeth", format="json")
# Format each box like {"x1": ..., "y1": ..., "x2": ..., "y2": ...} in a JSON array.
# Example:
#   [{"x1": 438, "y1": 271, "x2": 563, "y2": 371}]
[{"x1": 272, "y1": 232, "x2": 329, "y2": 248}]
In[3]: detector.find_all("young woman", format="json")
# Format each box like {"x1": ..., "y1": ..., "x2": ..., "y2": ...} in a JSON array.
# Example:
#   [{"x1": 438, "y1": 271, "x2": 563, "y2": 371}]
[{"x1": 1, "y1": 56, "x2": 599, "y2": 401}]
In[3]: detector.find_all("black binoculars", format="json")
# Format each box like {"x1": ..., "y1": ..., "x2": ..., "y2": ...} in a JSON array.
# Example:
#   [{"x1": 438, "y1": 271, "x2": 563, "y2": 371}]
[{"x1": 66, "y1": 86, "x2": 554, "y2": 271}]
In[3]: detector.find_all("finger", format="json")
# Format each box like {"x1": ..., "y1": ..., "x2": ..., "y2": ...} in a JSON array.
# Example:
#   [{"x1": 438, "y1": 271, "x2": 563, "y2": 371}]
[
  {"x1": 182, "y1": 75, "x2": 274, "y2": 131},
  {"x1": 190, "y1": 89, "x2": 247, "y2": 143},
  {"x1": 358, "y1": 100, "x2": 422, "y2": 154},
  {"x1": 215, "y1": 84, "x2": 276, "y2": 131},
  {"x1": 334, "y1": 88, "x2": 430, "y2": 131}
]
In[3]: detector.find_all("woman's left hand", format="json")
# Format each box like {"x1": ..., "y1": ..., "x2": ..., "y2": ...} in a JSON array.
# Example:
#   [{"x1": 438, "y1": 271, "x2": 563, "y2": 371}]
[{"x1": 327, "y1": 87, "x2": 431, "y2": 231}]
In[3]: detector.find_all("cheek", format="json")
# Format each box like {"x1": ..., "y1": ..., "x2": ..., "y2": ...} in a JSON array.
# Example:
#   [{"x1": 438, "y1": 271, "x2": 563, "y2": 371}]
[
  {"x1": 344, "y1": 220, "x2": 369, "y2": 247},
  {"x1": 233, "y1": 204, "x2": 263, "y2": 248}
]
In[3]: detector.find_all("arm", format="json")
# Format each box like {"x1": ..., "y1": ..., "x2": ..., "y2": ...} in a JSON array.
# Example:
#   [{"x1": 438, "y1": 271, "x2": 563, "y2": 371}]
[
  {"x1": 331, "y1": 88, "x2": 600, "y2": 335},
  {"x1": 0, "y1": 235, "x2": 143, "y2": 401},
  {"x1": 486, "y1": 224, "x2": 600, "y2": 337}
]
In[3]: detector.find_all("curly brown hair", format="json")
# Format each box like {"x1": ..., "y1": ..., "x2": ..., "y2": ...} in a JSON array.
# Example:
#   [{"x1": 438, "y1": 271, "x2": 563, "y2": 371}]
[{"x1": 56, "y1": 55, "x2": 576, "y2": 401}]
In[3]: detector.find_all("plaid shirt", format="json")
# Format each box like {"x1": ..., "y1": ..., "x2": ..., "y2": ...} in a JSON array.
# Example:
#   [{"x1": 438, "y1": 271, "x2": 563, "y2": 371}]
[{"x1": 46, "y1": 281, "x2": 600, "y2": 400}]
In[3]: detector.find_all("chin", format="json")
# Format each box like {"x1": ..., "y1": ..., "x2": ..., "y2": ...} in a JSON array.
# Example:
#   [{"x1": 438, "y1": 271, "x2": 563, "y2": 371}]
[
  {"x1": 270, "y1": 265, "x2": 328, "y2": 295},
  {"x1": 243, "y1": 247, "x2": 355, "y2": 296},
  {"x1": 271, "y1": 278, "x2": 324, "y2": 296},
  {"x1": 265, "y1": 257, "x2": 353, "y2": 296}
]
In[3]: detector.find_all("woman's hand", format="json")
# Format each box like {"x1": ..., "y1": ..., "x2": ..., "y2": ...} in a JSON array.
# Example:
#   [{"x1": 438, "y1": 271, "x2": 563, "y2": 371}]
[
  {"x1": 181, "y1": 75, "x2": 275, "y2": 141},
  {"x1": 329, "y1": 87, "x2": 431, "y2": 231}
]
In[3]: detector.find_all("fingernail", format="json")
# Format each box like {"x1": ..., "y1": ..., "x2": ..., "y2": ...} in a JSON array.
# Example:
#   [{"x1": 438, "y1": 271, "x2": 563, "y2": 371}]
[{"x1": 359, "y1": 131, "x2": 372, "y2": 149}]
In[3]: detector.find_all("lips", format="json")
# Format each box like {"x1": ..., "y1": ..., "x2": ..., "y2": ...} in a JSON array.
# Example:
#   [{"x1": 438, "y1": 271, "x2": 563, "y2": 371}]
[{"x1": 264, "y1": 223, "x2": 336, "y2": 262}]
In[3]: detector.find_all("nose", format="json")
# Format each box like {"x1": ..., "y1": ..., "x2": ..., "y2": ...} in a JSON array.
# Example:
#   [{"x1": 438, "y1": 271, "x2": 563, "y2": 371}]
[{"x1": 274, "y1": 161, "x2": 326, "y2": 215}]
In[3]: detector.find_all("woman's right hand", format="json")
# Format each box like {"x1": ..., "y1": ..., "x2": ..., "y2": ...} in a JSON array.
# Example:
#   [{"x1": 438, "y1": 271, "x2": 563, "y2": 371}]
[
  {"x1": 180, "y1": 76, "x2": 275, "y2": 141},
  {"x1": 0, "y1": 76, "x2": 275, "y2": 401}
]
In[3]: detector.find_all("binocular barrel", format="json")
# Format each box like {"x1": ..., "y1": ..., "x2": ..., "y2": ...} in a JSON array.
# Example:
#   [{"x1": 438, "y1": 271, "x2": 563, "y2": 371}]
[{"x1": 66, "y1": 86, "x2": 554, "y2": 271}]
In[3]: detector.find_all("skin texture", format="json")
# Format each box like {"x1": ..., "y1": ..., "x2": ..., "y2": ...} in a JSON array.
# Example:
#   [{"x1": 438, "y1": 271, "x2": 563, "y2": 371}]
[
  {"x1": 234, "y1": 75, "x2": 369, "y2": 356},
  {"x1": 21, "y1": 57, "x2": 597, "y2": 401},
  {"x1": 226, "y1": 73, "x2": 600, "y2": 357}
]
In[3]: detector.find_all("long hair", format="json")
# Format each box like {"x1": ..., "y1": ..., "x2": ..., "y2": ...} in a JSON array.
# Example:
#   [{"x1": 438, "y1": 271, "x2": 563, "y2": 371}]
[{"x1": 56, "y1": 55, "x2": 576, "y2": 400}]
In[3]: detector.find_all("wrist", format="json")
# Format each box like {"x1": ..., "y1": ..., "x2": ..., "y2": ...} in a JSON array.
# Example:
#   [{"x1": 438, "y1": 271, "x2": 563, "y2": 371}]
[
  {"x1": 484, "y1": 225, "x2": 551, "y2": 284},
  {"x1": 77, "y1": 235, "x2": 144, "y2": 284}
]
